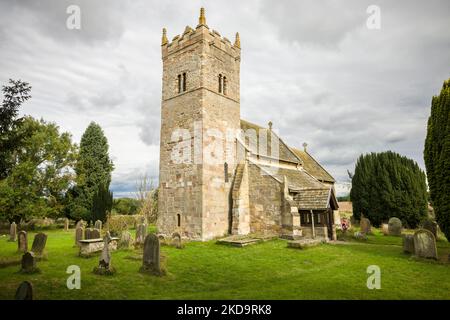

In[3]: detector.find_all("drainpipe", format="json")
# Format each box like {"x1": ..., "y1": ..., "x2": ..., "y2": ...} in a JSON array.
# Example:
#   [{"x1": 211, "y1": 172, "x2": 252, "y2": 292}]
[{"x1": 310, "y1": 209, "x2": 315, "y2": 239}]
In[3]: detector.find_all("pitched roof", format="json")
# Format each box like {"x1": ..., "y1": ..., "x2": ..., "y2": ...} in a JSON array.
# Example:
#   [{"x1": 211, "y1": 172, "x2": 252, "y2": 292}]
[
  {"x1": 293, "y1": 188, "x2": 338, "y2": 210},
  {"x1": 290, "y1": 148, "x2": 335, "y2": 183}
]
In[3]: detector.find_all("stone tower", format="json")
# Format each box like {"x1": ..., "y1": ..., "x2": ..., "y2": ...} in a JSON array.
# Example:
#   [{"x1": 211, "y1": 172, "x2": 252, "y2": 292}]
[{"x1": 158, "y1": 8, "x2": 241, "y2": 240}]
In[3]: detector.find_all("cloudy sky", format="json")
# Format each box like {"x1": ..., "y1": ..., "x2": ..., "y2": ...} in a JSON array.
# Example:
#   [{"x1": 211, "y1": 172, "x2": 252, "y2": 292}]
[{"x1": 1, "y1": 0, "x2": 449, "y2": 197}]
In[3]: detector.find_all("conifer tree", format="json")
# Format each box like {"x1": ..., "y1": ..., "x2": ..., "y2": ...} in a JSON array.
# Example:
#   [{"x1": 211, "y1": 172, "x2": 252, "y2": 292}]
[{"x1": 424, "y1": 79, "x2": 450, "y2": 241}]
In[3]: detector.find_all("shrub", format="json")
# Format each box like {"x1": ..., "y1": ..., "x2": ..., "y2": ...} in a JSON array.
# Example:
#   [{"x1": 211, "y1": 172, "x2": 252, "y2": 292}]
[{"x1": 105, "y1": 214, "x2": 139, "y2": 237}]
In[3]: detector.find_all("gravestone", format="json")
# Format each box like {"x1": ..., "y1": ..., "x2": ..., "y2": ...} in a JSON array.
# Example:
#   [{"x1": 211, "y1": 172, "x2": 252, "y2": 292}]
[
  {"x1": 75, "y1": 220, "x2": 85, "y2": 229},
  {"x1": 9, "y1": 222, "x2": 17, "y2": 242},
  {"x1": 31, "y1": 233, "x2": 47, "y2": 256},
  {"x1": 388, "y1": 217, "x2": 402, "y2": 236},
  {"x1": 17, "y1": 231, "x2": 28, "y2": 253},
  {"x1": 171, "y1": 232, "x2": 183, "y2": 249},
  {"x1": 64, "y1": 218, "x2": 69, "y2": 231},
  {"x1": 413, "y1": 229, "x2": 437, "y2": 260},
  {"x1": 75, "y1": 227, "x2": 84, "y2": 246},
  {"x1": 21, "y1": 252, "x2": 38, "y2": 273},
  {"x1": 422, "y1": 220, "x2": 438, "y2": 239},
  {"x1": 15, "y1": 281, "x2": 33, "y2": 300},
  {"x1": 91, "y1": 228, "x2": 101, "y2": 239},
  {"x1": 403, "y1": 234, "x2": 415, "y2": 253},
  {"x1": 119, "y1": 231, "x2": 133, "y2": 249},
  {"x1": 140, "y1": 233, "x2": 162, "y2": 275},
  {"x1": 381, "y1": 224, "x2": 389, "y2": 236},
  {"x1": 135, "y1": 223, "x2": 147, "y2": 246},
  {"x1": 94, "y1": 220, "x2": 102, "y2": 230},
  {"x1": 360, "y1": 217, "x2": 371, "y2": 234},
  {"x1": 93, "y1": 232, "x2": 115, "y2": 275},
  {"x1": 84, "y1": 228, "x2": 93, "y2": 240}
]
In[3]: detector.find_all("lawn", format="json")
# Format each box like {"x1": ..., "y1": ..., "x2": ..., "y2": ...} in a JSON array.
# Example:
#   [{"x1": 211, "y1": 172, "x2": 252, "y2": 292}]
[{"x1": 0, "y1": 228, "x2": 449, "y2": 300}]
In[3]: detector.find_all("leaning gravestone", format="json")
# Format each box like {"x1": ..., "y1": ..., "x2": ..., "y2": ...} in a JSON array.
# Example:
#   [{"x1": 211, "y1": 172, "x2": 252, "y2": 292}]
[
  {"x1": 17, "y1": 231, "x2": 28, "y2": 253},
  {"x1": 413, "y1": 229, "x2": 438, "y2": 260},
  {"x1": 388, "y1": 217, "x2": 402, "y2": 236},
  {"x1": 9, "y1": 222, "x2": 17, "y2": 242},
  {"x1": 135, "y1": 223, "x2": 147, "y2": 246},
  {"x1": 140, "y1": 233, "x2": 162, "y2": 275},
  {"x1": 171, "y1": 232, "x2": 183, "y2": 249},
  {"x1": 31, "y1": 233, "x2": 47, "y2": 257},
  {"x1": 91, "y1": 228, "x2": 101, "y2": 239},
  {"x1": 94, "y1": 220, "x2": 102, "y2": 230},
  {"x1": 360, "y1": 217, "x2": 371, "y2": 234},
  {"x1": 20, "y1": 252, "x2": 38, "y2": 273},
  {"x1": 422, "y1": 220, "x2": 438, "y2": 239},
  {"x1": 119, "y1": 231, "x2": 133, "y2": 249},
  {"x1": 15, "y1": 281, "x2": 33, "y2": 300},
  {"x1": 94, "y1": 232, "x2": 115, "y2": 275},
  {"x1": 64, "y1": 218, "x2": 69, "y2": 231},
  {"x1": 403, "y1": 234, "x2": 415, "y2": 253},
  {"x1": 75, "y1": 227, "x2": 84, "y2": 246},
  {"x1": 381, "y1": 224, "x2": 389, "y2": 236}
]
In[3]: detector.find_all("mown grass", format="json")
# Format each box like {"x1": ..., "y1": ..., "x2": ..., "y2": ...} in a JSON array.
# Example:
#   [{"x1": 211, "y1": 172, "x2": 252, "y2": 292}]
[{"x1": 0, "y1": 228, "x2": 449, "y2": 300}]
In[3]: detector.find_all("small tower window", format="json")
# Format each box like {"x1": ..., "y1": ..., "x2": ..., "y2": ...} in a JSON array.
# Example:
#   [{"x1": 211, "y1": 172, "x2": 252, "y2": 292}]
[
  {"x1": 182, "y1": 72, "x2": 187, "y2": 92},
  {"x1": 218, "y1": 74, "x2": 223, "y2": 93},
  {"x1": 223, "y1": 76, "x2": 227, "y2": 95},
  {"x1": 177, "y1": 74, "x2": 182, "y2": 93},
  {"x1": 177, "y1": 214, "x2": 181, "y2": 227},
  {"x1": 224, "y1": 162, "x2": 229, "y2": 182}
]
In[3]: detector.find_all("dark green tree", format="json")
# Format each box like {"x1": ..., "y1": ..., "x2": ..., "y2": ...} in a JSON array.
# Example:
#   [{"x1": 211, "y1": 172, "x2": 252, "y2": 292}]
[
  {"x1": 424, "y1": 79, "x2": 450, "y2": 241},
  {"x1": 0, "y1": 79, "x2": 32, "y2": 179},
  {"x1": 350, "y1": 151, "x2": 428, "y2": 227},
  {"x1": 67, "y1": 122, "x2": 114, "y2": 221},
  {"x1": 92, "y1": 184, "x2": 113, "y2": 223}
]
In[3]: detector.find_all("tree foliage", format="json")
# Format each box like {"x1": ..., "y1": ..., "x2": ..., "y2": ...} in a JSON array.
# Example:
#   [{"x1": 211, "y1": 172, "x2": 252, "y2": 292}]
[
  {"x1": 0, "y1": 117, "x2": 77, "y2": 222},
  {"x1": 66, "y1": 122, "x2": 114, "y2": 221},
  {"x1": 113, "y1": 198, "x2": 140, "y2": 215},
  {"x1": 92, "y1": 184, "x2": 113, "y2": 223},
  {"x1": 350, "y1": 151, "x2": 428, "y2": 227},
  {"x1": 424, "y1": 79, "x2": 450, "y2": 241}
]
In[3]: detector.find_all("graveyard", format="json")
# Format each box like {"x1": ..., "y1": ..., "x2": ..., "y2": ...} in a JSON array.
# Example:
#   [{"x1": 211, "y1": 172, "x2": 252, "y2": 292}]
[{"x1": 0, "y1": 225, "x2": 449, "y2": 300}]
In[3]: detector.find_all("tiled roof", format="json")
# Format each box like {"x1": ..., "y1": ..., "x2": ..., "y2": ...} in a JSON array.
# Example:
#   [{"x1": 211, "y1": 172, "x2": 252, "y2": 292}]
[{"x1": 290, "y1": 148, "x2": 335, "y2": 183}]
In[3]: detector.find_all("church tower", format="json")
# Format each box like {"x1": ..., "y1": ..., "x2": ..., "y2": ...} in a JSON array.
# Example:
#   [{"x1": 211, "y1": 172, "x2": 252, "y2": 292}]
[{"x1": 158, "y1": 8, "x2": 241, "y2": 240}]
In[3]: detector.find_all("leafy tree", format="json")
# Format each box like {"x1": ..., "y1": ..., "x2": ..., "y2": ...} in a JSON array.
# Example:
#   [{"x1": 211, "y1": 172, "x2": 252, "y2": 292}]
[
  {"x1": 0, "y1": 117, "x2": 77, "y2": 222},
  {"x1": 68, "y1": 122, "x2": 114, "y2": 221},
  {"x1": 92, "y1": 184, "x2": 113, "y2": 223},
  {"x1": 424, "y1": 79, "x2": 450, "y2": 241},
  {"x1": 0, "y1": 79, "x2": 32, "y2": 179},
  {"x1": 350, "y1": 151, "x2": 428, "y2": 227},
  {"x1": 113, "y1": 197, "x2": 140, "y2": 215}
]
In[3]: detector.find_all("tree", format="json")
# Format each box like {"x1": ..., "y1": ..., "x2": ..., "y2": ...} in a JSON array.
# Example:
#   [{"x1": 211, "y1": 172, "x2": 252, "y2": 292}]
[
  {"x1": 135, "y1": 174, "x2": 158, "y2": 222},
  {"x1": 113, "y1": 198, "x2": 140, "y2": 215},
  {"x1": 424, "y1": 79, "x2": 450, "y2": 241},
  {"x1": 0, "y1": 79, "x2": 32, "y2": 179},
  {"x1": 68, "y1": 122, "x2": 114, "y2": 221},
  {"x1": 0, "y1": 117, "x2": 77, "y2": 223},
  {"x1": 92, "y1": 184, "x2": 113, "y2": 223},
  {"x1": 350, "y1": 151, "x2": 428, "y2": 227}
]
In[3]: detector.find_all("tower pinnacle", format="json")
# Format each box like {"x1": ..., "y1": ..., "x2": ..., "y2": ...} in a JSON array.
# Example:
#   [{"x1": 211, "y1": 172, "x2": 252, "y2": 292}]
[
  {"x1": 198, "y1": 7, "x2": 207, "y2": 26},
  {"x1": 161, "y1": 28, "x2": 168, "y2": 45},
  {"x1": 234, "y1": 32, "x2": 241, "y2": 48}
]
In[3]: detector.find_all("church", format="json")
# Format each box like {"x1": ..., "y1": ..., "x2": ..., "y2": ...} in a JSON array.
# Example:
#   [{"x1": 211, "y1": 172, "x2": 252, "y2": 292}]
[{"x1": 157, "y1": 8, "x2": 339, "y2": 241}]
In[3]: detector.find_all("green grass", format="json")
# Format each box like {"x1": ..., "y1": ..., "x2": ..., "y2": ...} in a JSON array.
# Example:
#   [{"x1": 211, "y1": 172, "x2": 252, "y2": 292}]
[{"x1": 0, "y1": 228, "x2": 449, "y2": 300}]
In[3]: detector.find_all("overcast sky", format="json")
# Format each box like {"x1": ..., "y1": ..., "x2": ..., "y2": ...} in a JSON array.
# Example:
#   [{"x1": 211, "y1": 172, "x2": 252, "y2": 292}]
[{"x1": 1, "y1": 0, "x2": 449, "y2": 197}]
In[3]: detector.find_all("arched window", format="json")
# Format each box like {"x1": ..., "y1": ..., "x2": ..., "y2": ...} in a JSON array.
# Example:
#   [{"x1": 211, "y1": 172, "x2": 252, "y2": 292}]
[
  {"x1": 177, "y1": 74, "x2": 182, "y2": 93},
  {"x1": 224, "y1": 162, "x2": 229, "y2": 182},
  {"x1": 182, "y1": 73, "x2": 187, "y2": 92},
  {"x1": 218, "y1": 74, "x2": 223, "y2": 93},
  {"x1": 223, "y1": 76, "x2": 227, "y2": 95},
  {"x1": 177, "y1": 214, "x2": 181, "y2": 227}
]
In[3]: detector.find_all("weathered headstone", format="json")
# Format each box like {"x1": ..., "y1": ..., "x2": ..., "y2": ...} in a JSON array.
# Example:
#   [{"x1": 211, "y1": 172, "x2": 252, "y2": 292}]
[
  {"x1": 140, "y1": 233, "x2": 162, "y2": 275},
  {"x1": 31, "y1": 233, "x2": 47, "y2": 256},
  {"x1": 422, "y1": 220, "x2": 438, "y2": 239},
  {"x1": 388, "y1": 217, "x2": 402, "y2": 236},
  {"x1": 64, "y1": 218, "x2": 69, "y2": 231},
  {"x1": 93, "y1": 232, "x2": 115, "y2": 275},
  {"x1": 171, "y1": 232, "x2": 183, "y2": 249},
  {"x1": 403, "y1": 234, "x2": 415, "y2": 253},
  {"x1": 17, "y1": 230, "x2": 28, "y2": 253},
  {"x1": 381, "y1": 223, "x2": 389, "y2": 236},
  {"x1": 15, "y1": 281, "x2": 33, "y2": 300},
  {"x1": 9, "y1": 222, "x2": 17, "y2": 242},
  {"x1": 135, "y1": 223, "x2": 147, "y2": 246},
  {"x1": 360, "y1": 217, "x2": 371, "y2": 234},
  {"x1": 119, "y1": 231, "x2": 133, "y2": 249},
  {"x1": 75, "y1": 220, "x2": 84, "y2": 229},
  {"x1": 20, "y1": 252, "x2": 38, "y2": 273},
  {"x1": 413, "y1": 229, "x2": 437, "y2": 260},
  {"x1": 94, "y1": 220, "x2": 102, "y2": 230},
  {"x1": 84, "y1": 228, "x2": 93, "y2": 240},
  {"x1": 91, "y1": 228, "x2": 101, "y2": 239},
  {"x1": 75, "y1": 227, "x2": 84, "y2": 246}
]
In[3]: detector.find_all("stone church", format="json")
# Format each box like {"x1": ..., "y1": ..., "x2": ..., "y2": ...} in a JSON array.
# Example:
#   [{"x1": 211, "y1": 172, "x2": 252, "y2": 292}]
[{"x1": 157, "y1": 8, "x2": 339, "y2": 241}]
